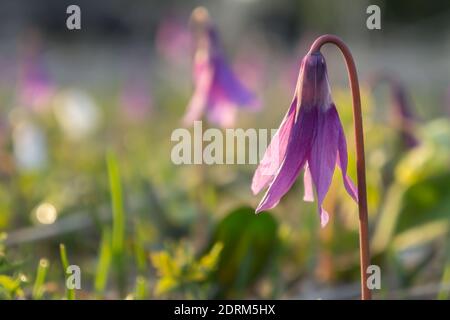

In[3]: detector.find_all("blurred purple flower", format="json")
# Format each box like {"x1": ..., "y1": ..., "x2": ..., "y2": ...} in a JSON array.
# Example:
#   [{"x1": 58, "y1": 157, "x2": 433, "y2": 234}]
[
  {"x1": 184, "y1": 8, "x2": 259, "y2": 128},
  {"x1": 389, "y1": 81, "x2": 418, "y2": 148},
  {"x1": 252, "y1": 52, "x2": 357, "y2": 227},
  {"x1": 372, "y1": 73, "x2": 418, "y2": 149},
  {"x1": 19, "y1": 50, "x2": 55, "y2": 112}
]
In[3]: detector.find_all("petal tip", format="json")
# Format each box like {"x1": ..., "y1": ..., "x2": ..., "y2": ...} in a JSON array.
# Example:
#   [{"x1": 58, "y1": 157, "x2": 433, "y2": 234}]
[
  {"x1": 250, "y1": 180, "x2": 260, "y2": 195},
  {"x1": 255, "y1": 205, "x2": 264, "y2": 214},
  {"x1": 320, "y1": 208, "x2": 329, "y2": 228}
]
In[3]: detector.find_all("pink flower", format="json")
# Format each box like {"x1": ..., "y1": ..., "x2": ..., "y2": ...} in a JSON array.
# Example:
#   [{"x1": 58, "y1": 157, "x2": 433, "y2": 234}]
[
  {"x1": 252, "y1": 52, "x2": 358, "y2": 227},
  {"x1": 20, "y1": 58, "x2": 54, "y2": 111},
  {"x1": 184, "y1": 8, "x2": 259, "y2": 128}
]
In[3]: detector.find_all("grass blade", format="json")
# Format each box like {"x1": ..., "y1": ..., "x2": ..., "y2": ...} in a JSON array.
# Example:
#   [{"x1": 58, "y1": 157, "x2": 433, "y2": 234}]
[
  {"x1": 95, "y1": 228, "x2": 112, "y2": 296},
  {"x1": 438, "y1": 242, "x2": 450, "y2": 300},
  {"x1": 59, "y1": 244, "x2": 75, "y2": 300},
  {"x1": 106, "y1": 151, "x2": 126, "y2": 297},
  {"x1": 32, "y1": 259, "x2": 49, "y2": 300},
  {"x1": 134, "y1": 276, "x2": 147, "y2": 300}
]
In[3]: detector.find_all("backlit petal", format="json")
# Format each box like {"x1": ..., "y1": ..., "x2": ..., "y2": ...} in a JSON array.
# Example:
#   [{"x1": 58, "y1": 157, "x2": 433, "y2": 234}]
[
  {"x1": 251, "y1": 97, "x2": 297, "y2": 195},
  {"x1": 308, "y1": 106, "x2": 340, "y2": 226},
  {"x1": 255, "y1": 107, "x2": 317, "y2": 213},
  {"x1": 213, "y1": 55, "x2": 259, "y2": 110},
  {"x1": 206, "y1": 100, "x2": 237, "y2": 128},
  {"x1": 303, "y1": 162, "x2": 314, "y2": 202},
  {"x1": 183, "y1": 56, "x2": 213, "y2": 125},
  {"x1": 320, "y1": 207, "x2": 329, "y2": 228},
  {"x1": 334, "y1": 105, "x2": 358, "y2": 202}
]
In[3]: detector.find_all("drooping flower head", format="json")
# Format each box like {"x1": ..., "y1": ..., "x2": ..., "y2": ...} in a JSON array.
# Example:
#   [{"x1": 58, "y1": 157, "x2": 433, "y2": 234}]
[
  {"x1": 183, "y1": 7, "x2": 259, "y2": 128},
  {"x1": 252, "y1": 51, "x2": 358, "y2": 227},
  {"x1": 371, "y1": 73, "x2": 418, "y2": 149}
]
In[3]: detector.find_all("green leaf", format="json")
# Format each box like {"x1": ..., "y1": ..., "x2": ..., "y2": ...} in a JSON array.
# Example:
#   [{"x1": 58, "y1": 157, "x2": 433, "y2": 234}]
[
  {"x1": 396, "y1": 173, "x2": 450, "y2": 234},
  {"x1": 209, "y1": 206, "x2": 278, "y2": 297}
]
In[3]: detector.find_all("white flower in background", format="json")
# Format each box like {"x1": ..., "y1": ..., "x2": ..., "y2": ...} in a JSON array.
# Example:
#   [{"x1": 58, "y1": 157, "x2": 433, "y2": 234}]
[
  {"x1": 53, "y1": 89, "x2": 101, "y2": 140},
  {"x1": 13, "y1": 120, "x2": 48, "y2": 171}
]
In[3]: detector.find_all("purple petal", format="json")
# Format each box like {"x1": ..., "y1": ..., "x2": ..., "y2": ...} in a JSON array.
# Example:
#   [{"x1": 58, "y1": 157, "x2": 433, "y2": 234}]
[
  {"x1": 251, "y1": 97, "x2": 297, "y2": 195},
  {"x1": 183, "y1": 58, "x2": 213, "y2": 125},
  {"x1": 255, "y1": 107, "x2": 317, "y2": 213},
  {"x1": 213, "y1": 55, "x2": 259, "y2": 109},
  {"x1": 320, "y1": 207, "x2": 329, "y2": 228},
  {"x1": 303, "y1": 163, "x2": 314, "y2": 202},
  {"x1": 334, "y1": 106, "x2": 358, "y2": 202},
  {"x1": 308, "y1": 106, "x2": 340, "y2": 227},
  {"x1": 206, "y1": 100, "x2": 236, "y2": 128}
]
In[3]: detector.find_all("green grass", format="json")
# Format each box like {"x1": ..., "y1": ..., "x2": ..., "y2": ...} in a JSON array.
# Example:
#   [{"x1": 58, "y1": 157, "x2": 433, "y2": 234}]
[
  {"x1": 107, "y1": 151, "x2": 127, "y2": 297},
  {"x1": 59, "y1": 243, "x2": 75, "y2": 300},
  {"x1": 32, "y1": 259, "x2": 49, "y2": 300},
  {"x1": 94, "y1": 228, "x2": 112, "y2": 296}
]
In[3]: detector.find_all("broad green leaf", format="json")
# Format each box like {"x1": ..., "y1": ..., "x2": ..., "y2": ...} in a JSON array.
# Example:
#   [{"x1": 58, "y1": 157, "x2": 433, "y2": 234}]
[{"x1": 209, "y1": 206, "x2": 278, "y2": 297}]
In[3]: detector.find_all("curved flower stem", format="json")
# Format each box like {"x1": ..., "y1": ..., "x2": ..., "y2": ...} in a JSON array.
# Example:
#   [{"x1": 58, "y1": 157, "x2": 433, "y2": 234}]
[{"x1": 309, "y1": 35, "x2": 372, "y2": 300}]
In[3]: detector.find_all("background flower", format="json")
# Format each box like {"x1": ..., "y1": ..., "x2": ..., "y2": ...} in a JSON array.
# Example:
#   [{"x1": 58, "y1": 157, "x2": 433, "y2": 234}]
[{"x1": 183, "y1": 7, "x2": 260, "y2": 128}]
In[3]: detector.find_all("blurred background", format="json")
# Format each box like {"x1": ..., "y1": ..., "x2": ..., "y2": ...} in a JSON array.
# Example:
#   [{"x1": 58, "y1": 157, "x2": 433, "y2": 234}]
[{"x1": 1, "y1": 0, "x2": 450, "y2": 299}]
